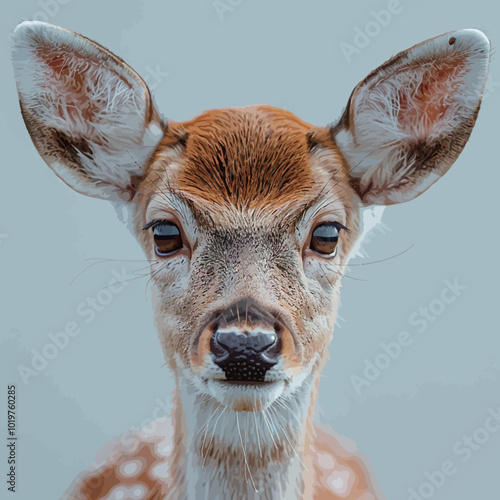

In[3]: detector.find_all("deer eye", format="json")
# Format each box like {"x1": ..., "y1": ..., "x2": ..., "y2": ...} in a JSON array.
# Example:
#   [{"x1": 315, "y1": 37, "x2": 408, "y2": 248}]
[
  {"x1": 143, "y1": 220, "x2": 183, "y2": 256},
  {"x1": 310, "y1": 222, "x2": 345, "y2": 256}
]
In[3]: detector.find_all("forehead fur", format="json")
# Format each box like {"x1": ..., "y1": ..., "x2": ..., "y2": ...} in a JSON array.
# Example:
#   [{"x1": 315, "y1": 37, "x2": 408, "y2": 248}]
[{"x1": 159, "y1": 105, "x2": 330, "y2": 210}]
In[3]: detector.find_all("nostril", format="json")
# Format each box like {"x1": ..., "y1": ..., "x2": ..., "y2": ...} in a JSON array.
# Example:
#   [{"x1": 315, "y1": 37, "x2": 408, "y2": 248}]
[
  {"x1": 261, "y1": 333, "x2": 281, "y2": 364},
  {"x1": 210, "y1": 330, "x2": 232, "y2": 364},
  {"x1": 210, "y1": 336, "x2": 227, "y2": 358}
]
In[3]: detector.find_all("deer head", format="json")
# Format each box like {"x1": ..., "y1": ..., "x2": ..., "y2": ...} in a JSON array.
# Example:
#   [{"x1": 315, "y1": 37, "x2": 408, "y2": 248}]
[{"x1": 11, "y1": 21, "x2": 490, "y2": 498}]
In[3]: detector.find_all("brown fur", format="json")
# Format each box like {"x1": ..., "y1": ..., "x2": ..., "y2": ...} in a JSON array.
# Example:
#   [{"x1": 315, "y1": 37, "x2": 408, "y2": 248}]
[{"x1": 150, "y1": 106, "x2": 341, "y2": 213}]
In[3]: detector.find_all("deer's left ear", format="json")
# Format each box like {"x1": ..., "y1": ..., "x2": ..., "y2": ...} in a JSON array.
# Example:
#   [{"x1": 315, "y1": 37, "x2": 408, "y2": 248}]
[{"x1": 333, "y1": 29, "x2": 490, "y2": 206}]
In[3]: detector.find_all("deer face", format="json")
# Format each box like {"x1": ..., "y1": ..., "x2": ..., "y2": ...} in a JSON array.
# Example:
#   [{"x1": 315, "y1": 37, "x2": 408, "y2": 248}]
[
  {"x1": 133, "y1": 107, "x2": 362, "y2": 410},
  {"x1": 11, "y1": 22, "x2": 490, "y2": 412}
]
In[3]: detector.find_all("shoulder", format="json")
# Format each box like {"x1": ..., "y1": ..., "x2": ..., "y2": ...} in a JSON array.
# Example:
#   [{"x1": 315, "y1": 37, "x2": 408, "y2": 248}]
[
  {"x1": 312, "y1": 422, "x2": 385, "y2": 500},
  {"x1": 62, "y1": 418, "x2": 174, "y2": 500}
]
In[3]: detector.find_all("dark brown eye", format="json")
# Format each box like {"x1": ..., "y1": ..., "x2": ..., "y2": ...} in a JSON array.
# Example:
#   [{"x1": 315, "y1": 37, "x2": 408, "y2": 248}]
[
  {"x1": 310, "y1": 222, "x2": 342, "y2": 256},
  {"x1": 145, "y1": 220, "x2": 183, "y2": 256}
]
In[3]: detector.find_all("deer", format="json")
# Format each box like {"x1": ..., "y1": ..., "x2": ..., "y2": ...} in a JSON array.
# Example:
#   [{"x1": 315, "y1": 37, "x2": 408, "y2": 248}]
[{"x1": 11, "y1": 21, "x2": 490, "y2": 500}]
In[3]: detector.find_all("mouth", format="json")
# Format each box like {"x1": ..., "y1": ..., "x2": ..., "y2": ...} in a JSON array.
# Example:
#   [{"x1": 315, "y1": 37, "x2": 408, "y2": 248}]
[
  {"x1": 205, "y1": 378, "x2": 285, "y2": 411},
  {"x1": 216, "y1": 379, "x2": 276, "y2": 387}
]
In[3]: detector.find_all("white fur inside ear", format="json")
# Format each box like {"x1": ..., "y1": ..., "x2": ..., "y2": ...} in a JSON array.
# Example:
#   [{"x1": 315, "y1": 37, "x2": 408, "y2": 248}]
[
  {"x1": 335, "y1": 29, "x2": 490, "y2": 205},
  {"x1": 10, "y1": 21, "x2": 163, "y2": 199}
]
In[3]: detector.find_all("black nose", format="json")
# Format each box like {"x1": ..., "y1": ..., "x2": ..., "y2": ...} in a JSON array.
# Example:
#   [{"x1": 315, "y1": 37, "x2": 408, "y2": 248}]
[{"x1": 210, "y1": 328, "x2": 281, "y2": 381}]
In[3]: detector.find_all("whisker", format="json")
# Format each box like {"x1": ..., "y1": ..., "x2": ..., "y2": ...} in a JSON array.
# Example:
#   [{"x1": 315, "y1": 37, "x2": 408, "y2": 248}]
[
  {"x1": 69, "y1": 258, "x2": 157, "y2": 287},
  {"x1": 203, "y1": 405, "x2": 226, "y2": 467},
  {"x1": 325, "y1": 150, "x2": 377, "y2": 199},
  {"x1": 337, "y1": 243, "x2": 416, "y2": 268},
  {"x1": 265, "y1": 406, "x2": 282, "y2": 445},
  {"x1": 274, "y1": 398, "x2": 301, "y2": 422},
  {"x1": 269, "y1": 405, "x2": 308, "y2": 471},
  {"x1": 196, "y1": 402, "x2": 221, "y2": 444},
  {"x1": 121, "y1": 156, "x2": 177, "y2": 207},
  {"x1": 144, "y1": 261, "x2": 168, "y2": 298},
  {"x1": 332, "y1": 268, "x2": 368, "y2": 282},
  {"x1": 253, "y1": 396, "x2": 263, "y2": 458},
  {"x1": 261, "y1": 406, "x2": 279, "y2": 451},
  {"x1": 202, "y1": 402, "x2": 222, "y2": 447},
  {"x1": 192, "y1": 394, "x2": 214, "y2": 408},
  {"x1": 244, "y1": 411, "x2": 249, "y2": 481},
  {"x1": 97, "y1": 270, "x2": 154, "y2": 291},
  {"x1": 276, "y1": 396, "x2": 308, "y2": 430},
  {"x1": 236, "y1": 412, "x2": 258, "y2": 493},
  {"x1": 144, "y1": 171, "x2": 174, "y2": 205}
]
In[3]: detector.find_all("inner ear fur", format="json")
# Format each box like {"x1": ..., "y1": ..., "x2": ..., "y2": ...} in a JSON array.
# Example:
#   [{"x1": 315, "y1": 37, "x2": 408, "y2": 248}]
[{"x1": 332, "y1": 29, "x2": 491, "y2": 206}]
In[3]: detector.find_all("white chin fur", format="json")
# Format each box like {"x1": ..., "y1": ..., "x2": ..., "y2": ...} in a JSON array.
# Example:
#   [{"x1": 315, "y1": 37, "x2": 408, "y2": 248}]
[{"x1": 205, "y1": 379, "x2": 285, "y2": 410}]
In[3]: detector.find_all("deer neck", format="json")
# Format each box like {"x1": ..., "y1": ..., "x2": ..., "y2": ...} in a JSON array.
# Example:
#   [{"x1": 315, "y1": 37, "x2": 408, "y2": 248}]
[{"x1": 169, "y1": 372, "x2": 319, "y2": 500}]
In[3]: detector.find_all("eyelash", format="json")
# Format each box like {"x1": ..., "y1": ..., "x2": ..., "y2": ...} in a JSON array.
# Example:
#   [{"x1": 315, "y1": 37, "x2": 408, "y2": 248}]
[
  {"x1": 326, "y1": 221, "x2": 349, "y2": 232},
  {"x1": 143, "y1": 219, "x2": 167, "y2": 231}
]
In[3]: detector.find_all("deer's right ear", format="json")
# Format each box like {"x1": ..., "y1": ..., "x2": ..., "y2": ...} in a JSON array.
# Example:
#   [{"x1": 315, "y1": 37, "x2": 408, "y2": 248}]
[{"x1": 10, "y1": 21, "x2": 164, "y2": 201}]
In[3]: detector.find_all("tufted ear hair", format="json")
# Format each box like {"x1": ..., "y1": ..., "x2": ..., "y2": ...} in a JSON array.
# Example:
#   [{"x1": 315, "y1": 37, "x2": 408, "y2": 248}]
[
  {"x1": 333, "y1": 29, "x2": 491, "y2": 206},
  {"x1": 10, "y1": 21, "x2": 165, "y2": 201}
]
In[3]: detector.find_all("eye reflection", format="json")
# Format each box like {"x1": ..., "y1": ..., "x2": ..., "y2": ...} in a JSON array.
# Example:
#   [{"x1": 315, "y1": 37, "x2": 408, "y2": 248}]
[
  {"x1": 310, "y1": 222, "x2": 343, "y2": 256},
  {"x1": 143, "y1": 220, "x2": 183, "y2": 256}
]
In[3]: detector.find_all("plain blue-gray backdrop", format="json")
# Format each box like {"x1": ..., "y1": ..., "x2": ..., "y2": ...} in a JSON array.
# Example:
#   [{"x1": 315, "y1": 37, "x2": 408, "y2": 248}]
[{"x1": 1, "y1": 0, "x2": 499, "y2": 499}]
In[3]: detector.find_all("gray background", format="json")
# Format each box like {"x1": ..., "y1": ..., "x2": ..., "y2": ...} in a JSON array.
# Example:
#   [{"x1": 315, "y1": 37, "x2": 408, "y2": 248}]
[{"x1": 1, "y1": 0, "x2": 499, "y2": 499}]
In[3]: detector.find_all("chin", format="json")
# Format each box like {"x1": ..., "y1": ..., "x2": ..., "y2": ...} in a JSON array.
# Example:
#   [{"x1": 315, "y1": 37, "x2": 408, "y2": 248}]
[{"x1": 204, "y1": 378, "x2": 286, "y2": 411}]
